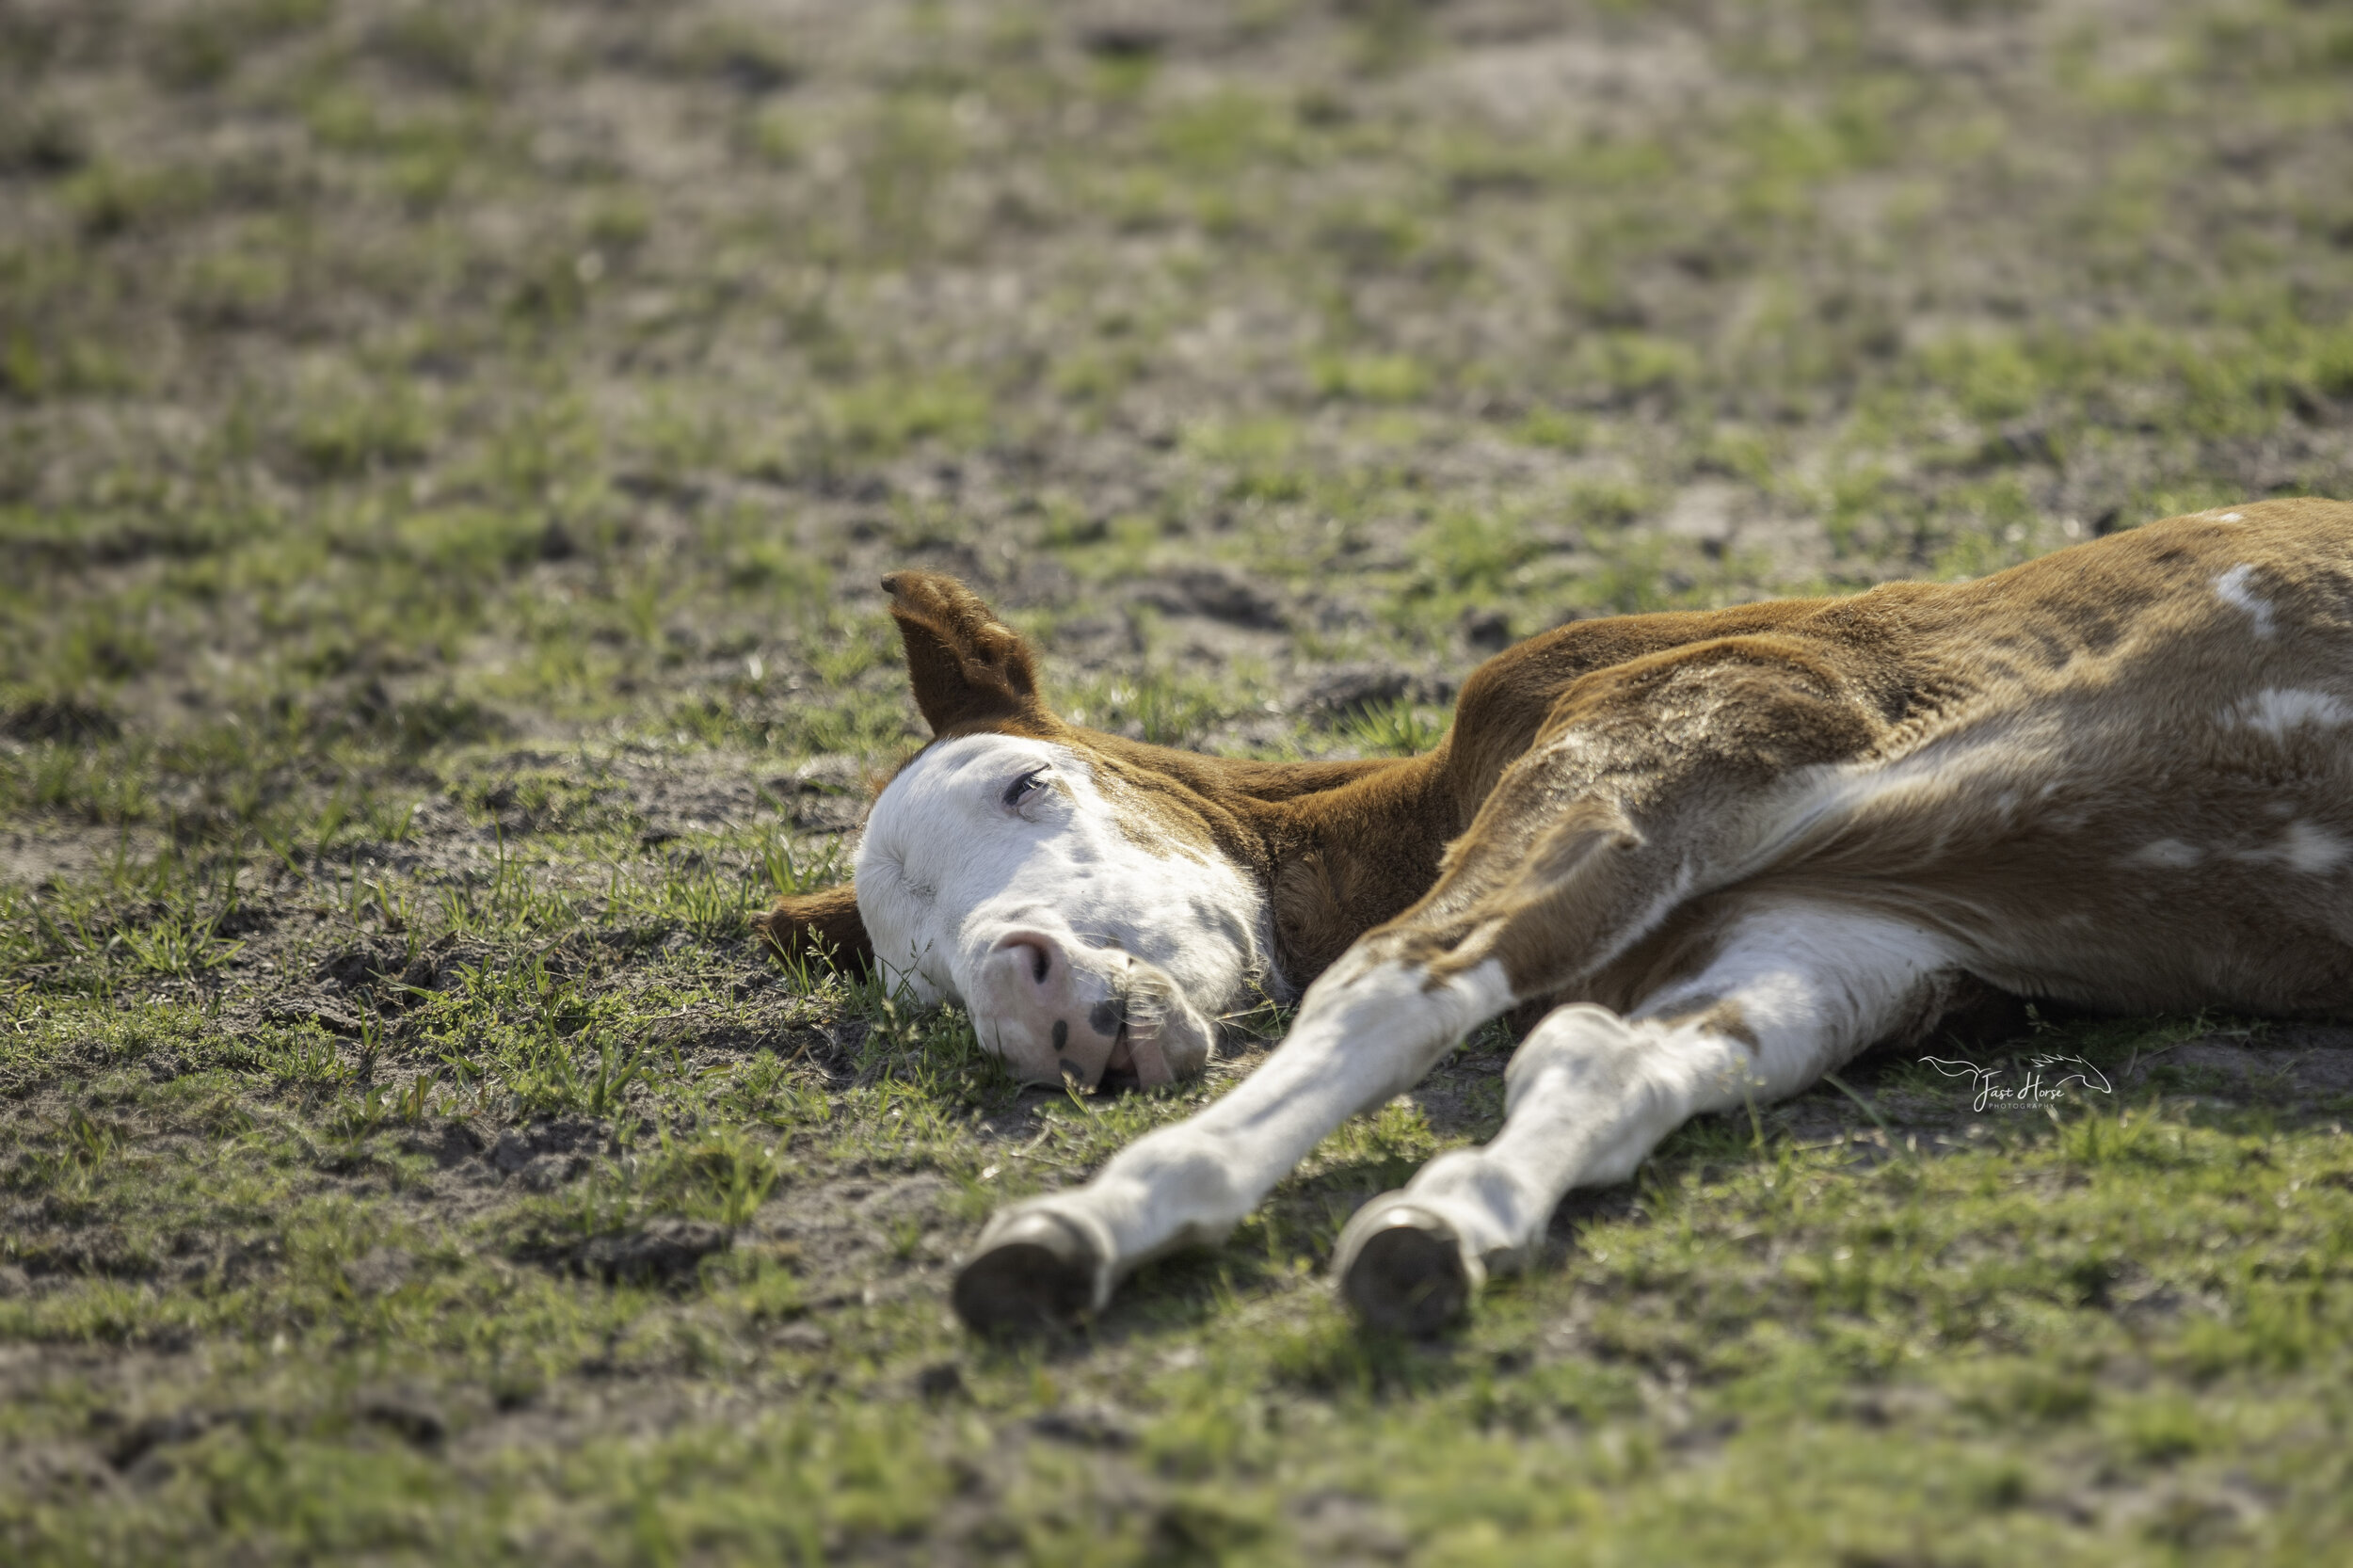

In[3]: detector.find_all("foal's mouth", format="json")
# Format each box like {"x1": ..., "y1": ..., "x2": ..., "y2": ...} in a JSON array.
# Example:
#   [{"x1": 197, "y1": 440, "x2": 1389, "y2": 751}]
[{"x1": 1096, "y1": 1019, "x2": 1144, "y2": 1093}]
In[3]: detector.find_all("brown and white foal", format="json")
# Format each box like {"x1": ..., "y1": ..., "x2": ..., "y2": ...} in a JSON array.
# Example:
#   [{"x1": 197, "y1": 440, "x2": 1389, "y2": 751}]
[{"x1": 762, "y1": 498, "x2": 2353, "y2": 1335}]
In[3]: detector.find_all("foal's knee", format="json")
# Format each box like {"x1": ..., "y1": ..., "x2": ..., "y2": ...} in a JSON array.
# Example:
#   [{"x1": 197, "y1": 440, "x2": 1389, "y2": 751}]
[{"x1": 1502, "y1": 1002, "x2": 1641, "y2": 1114}]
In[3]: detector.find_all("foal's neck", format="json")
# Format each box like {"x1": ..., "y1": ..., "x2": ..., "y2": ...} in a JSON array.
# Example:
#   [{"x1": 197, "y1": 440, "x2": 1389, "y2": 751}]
[{"x1": 1259, "y1": 749, "x2": 1460, "y2": 989}]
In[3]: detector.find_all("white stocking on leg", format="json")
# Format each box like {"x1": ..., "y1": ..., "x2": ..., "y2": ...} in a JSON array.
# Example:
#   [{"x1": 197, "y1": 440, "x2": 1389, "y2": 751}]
[{"x1": 1335, "y1": 904, "x2": 1957, "y2": 1333}]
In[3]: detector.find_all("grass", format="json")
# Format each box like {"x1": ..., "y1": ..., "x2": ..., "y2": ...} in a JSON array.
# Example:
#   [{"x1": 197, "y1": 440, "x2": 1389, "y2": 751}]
[{"x1": 1, "y1": 0, "x2": 2350, "y2": 1561}]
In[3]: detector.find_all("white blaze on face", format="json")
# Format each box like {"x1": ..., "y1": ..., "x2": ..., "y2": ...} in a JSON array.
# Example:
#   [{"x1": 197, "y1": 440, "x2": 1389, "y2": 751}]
[{"x1": 855, "y1": 733, "x2": 1268, "y2": 1086}]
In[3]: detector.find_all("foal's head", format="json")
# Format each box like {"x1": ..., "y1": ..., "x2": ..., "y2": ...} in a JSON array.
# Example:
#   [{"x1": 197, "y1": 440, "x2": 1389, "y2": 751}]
[{"x1": 763, "y1": 573, "x2": 1372, "y2": 1090}]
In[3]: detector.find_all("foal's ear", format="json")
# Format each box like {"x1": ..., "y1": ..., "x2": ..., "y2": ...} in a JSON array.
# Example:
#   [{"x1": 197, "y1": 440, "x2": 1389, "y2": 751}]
[
  {"x1": 882, "y1": 571, "x2": 1050, "y2": 735},
  {"x1": 756, "y1": 884, "x2": 873, "y2": 972}
]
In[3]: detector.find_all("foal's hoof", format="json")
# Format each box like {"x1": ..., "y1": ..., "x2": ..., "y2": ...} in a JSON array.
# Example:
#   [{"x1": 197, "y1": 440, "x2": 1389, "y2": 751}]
[
  {"x1": 952, "y1": 1209, "x2": 1104, "y2": 1336},
  {"x1": 1335, "y1": 1201, "x2": 1481, "y2": 1336}
]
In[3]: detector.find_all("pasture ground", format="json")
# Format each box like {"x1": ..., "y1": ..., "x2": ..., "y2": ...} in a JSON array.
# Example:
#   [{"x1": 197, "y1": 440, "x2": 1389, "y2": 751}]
[{"x1": 4, "y1": 0, "x2": 2352, "y2": 1561}]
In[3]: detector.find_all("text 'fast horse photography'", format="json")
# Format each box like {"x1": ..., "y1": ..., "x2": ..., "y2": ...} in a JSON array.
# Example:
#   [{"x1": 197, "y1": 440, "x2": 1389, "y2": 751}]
[{"x1": 4, "y1": 1, "x2": 2352, "y2": 1562}]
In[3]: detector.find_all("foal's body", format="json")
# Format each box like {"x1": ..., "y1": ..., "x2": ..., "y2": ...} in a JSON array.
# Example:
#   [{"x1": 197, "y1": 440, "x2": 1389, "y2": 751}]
[{"x1": 765, "y1": 498, "x2": 2353, "y2": 1333}]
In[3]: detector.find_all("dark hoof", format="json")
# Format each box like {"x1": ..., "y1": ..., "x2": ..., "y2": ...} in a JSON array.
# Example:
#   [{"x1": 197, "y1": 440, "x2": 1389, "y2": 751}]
[
  {"x1": 952, "y1": 1209, "x2": 1102, "y2": 1336},
  {"x1": 1337, "y1": 1206, "x2": 1476, "y2": 1336}
]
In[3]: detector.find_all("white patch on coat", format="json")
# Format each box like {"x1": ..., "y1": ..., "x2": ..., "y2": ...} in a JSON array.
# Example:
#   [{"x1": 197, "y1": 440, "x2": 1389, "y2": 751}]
[
  {"x1": 2214, "y1": 564, "x2": 2277, "y2": 639},
  {"x1": 856, "y1": 732, "x2": 1268, "y2": 1055},
  {"x1": 2126, "y1": 838, "x2": 2204, "y2": 869},
  {"x1": 2232, "y1": 821, "x2": 2352, "y2": 875},
  {"x1": 2224, "y1": 687, "x2": 2352, "y2": 742}
]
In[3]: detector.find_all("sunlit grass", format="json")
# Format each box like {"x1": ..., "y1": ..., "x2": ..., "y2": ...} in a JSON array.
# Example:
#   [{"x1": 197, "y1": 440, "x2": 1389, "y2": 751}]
[{"x1": 2, "y1": 0, "x2": 2350, "y2": 1559}]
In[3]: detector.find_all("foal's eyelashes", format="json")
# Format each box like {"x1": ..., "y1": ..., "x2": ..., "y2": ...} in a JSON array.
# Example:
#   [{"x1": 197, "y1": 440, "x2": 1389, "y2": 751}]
[{"x1": 1001, "y1": 767, "x2": 1048, "y2": 809}]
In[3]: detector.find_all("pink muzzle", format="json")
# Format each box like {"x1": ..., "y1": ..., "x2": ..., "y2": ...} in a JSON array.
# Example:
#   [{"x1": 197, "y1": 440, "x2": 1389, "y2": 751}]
[{"x1": 968, "y1": 930, "x2": 1205, "y2": 1089}]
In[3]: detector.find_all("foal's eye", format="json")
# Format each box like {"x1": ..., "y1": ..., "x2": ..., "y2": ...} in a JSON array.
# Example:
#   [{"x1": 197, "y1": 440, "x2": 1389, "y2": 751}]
[{"x1": 1001, "y1": 768, "x2": 1049, "y2": 810}]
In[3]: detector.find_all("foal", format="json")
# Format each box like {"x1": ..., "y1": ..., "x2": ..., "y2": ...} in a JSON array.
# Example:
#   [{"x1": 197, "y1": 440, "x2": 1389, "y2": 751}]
[{"x1": 762, "y1": 498, "x2": 2353, "y2": 1334}]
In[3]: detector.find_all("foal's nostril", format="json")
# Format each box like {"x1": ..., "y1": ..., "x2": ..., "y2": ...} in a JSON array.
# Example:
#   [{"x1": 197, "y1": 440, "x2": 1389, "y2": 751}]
[{"x1": 988, "y1": 933, "x2": 1060, "y2": 990}]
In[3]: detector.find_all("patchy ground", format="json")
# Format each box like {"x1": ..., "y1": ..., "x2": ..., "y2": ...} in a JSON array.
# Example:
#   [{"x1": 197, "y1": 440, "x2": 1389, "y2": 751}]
[{"x1": 4, "y1": 0, "x2": 2352, "y2": 1561}]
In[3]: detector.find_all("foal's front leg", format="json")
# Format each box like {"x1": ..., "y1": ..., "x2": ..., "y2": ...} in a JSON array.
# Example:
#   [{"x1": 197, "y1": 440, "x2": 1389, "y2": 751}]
[
  {"x1": 952, "y1": 947, "x2": 1516, "y2": 1333},
  {"x1": 1335, "y1": 901, "x2": 1961, "y2": 1332}
]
